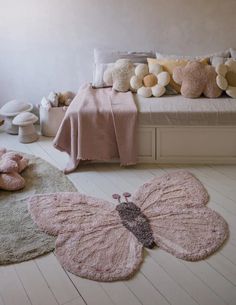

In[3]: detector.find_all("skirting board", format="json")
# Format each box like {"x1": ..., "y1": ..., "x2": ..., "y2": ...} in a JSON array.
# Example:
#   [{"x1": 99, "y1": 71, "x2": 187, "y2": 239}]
[{"x1": 137, "y1": 125, "x2": 236, "y2": 164}]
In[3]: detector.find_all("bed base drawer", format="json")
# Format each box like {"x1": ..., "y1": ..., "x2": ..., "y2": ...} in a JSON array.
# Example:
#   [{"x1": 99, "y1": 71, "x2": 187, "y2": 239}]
[{"x1": 138, "y1": 126, "x2": 236, "y2": 164}]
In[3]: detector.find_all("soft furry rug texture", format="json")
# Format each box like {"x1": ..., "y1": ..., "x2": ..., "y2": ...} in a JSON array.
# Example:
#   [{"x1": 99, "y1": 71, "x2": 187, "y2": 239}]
[
  {"x1": 0, "y1": 152, "x2": 77, "y2": 264},
  {"x1": 28, "y1": 171, "x2": 229, "y2": 282}
]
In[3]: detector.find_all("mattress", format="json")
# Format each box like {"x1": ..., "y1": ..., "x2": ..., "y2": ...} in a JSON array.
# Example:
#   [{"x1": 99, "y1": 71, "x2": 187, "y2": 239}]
[{"x1": 134, "y1": 94, "x2": 236, "y2": 126}]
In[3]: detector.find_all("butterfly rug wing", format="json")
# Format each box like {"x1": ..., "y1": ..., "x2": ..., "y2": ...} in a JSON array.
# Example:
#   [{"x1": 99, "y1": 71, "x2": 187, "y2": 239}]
[
  {"x1": 28, "y1": 192, "x2": 143, "y2": 282},
  {"x1": 132, "y1": 171, "x2": 229, "y2": 261}
]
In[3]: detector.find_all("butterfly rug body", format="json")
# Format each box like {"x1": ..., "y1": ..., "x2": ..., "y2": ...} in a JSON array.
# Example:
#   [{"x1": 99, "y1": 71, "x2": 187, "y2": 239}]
[{"x1": 28, "y1": 171, "x2": 229, "y2": 282}]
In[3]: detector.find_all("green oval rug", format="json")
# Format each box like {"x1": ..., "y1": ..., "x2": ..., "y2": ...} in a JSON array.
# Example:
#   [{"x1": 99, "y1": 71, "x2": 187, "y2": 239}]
[{"x1": 0, "y1": 152, "x2": 77, "y2": 264}]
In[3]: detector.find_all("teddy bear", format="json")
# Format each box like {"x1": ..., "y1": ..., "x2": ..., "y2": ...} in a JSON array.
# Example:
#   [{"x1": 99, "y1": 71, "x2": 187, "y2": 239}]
[
  {"x1": 40, "y1": 91, "x2": 75, "y2": 110},
  {"x1": 0, "y1": 148, "x2": 28, "y2": 191},
  {"x1": 215, "y1": 59, "x2": 236, "y2": 98},
  {"x1": 130, "y1": 63, "x2": 170, "y2": 97},
  {"x1": 103, "y1": 59, "x2": 135, "y2": 92},
  {"x1": 58, "y1": 91, "x2": 76, "y2": 106},
  {"x1": 173, "y1": 61, "x2": 222, "y2": 98}
]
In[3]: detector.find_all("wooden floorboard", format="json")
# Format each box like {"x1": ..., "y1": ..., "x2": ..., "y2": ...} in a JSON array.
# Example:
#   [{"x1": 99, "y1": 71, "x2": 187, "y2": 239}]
[{"x1": 0, "y1": 130, "x2": 236, "y2": 305}]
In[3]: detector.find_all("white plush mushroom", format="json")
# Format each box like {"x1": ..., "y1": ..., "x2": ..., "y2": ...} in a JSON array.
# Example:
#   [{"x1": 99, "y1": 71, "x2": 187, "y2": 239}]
[
  {"x1": 0, "y1": 100, "x2": 33, "y2": 134},
  {"x1": 130, "y1": 63, "x2": 170, "y2": 97},
  {"x1": 13, "y1": 112, "x2": 38, "y2": 143},
  {"x1": 216, "y1": 59, "x2": 236, "y2": 98}
]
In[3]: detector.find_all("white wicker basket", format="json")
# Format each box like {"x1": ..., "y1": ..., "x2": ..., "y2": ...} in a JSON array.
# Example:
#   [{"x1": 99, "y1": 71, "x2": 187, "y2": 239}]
[{"x1": 39, "y1": 106, "x2": 67, "y2": 137}]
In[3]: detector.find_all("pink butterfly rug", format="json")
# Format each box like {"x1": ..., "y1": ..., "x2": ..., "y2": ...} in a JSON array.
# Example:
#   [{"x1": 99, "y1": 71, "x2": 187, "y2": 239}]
[{"x1": 28, "y1": 171, "x2": 229, "y2": 282}]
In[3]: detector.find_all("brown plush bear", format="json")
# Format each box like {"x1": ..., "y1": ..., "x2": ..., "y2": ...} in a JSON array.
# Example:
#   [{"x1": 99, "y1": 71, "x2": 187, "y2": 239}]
[
  {"x1": 173, "y1": 61, "x2": 222, "y2": 98},
  {"x1": 58, "y1": 91, "x2": 76, "y2": 107}
]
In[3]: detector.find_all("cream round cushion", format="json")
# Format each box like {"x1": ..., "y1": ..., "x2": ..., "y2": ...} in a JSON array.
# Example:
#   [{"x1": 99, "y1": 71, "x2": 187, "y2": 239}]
[
  {"x1": 216, "y1": 59, "x2": 236, "y2": 98},
  {"x1": 130, "y1": 63, "x2": 170, "y2": 97}
]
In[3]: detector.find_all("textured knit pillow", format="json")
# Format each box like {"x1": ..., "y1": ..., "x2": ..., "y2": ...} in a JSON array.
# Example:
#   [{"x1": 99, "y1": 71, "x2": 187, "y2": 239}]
[{"x1": 173, "y1": 61, "x2": 222, "y2": 98}]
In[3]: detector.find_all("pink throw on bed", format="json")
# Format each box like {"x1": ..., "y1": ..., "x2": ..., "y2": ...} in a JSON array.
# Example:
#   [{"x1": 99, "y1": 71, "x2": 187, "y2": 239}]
[{"x1": 53, "y1": 84, "x2": 137, "y2": 173}]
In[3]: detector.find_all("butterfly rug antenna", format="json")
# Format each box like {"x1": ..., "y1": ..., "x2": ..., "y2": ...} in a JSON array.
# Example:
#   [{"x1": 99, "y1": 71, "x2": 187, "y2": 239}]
[
  {"x1": 112, "y1": 193, "x2": 121, "y2": 203},
  {"x1": 112, "y1": 192, "x2": 132, "y2": 204}
]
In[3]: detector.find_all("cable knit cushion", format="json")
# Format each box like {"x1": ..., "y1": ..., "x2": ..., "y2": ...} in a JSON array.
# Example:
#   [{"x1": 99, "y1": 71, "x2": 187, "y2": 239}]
[{"x1": 28, "y1": 171, "x2": 228, "y2": 282}]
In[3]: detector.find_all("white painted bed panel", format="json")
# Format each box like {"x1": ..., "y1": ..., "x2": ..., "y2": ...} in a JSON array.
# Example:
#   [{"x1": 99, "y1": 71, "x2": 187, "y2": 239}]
[
  {"x1": 137, "y1": 127, "x2": 155, "y2": 162},
  {"x1": 159, "y1": 127, "x2": 236, "y2": 158},
  {"x1": 138, "y1": 126, "x2": 236, "y2": 164}
]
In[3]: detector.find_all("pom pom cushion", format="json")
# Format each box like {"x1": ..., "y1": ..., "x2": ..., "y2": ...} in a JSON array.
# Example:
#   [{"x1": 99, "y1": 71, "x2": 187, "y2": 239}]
[
  {"x1": 173, "y1": 61, "x2": 222, "y2": 99},
  {"x1": 216, "y1": 59, "x2": 236, "y2": 98},
  {"x1": 130, "y1": 63, "x2": 170, "y2": 97}
]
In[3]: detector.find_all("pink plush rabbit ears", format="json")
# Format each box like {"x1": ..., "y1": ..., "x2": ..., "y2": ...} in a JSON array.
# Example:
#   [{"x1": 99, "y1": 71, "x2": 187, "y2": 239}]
[{"x1": 28, "y1": 171, "x2": 229, "y2": 282}]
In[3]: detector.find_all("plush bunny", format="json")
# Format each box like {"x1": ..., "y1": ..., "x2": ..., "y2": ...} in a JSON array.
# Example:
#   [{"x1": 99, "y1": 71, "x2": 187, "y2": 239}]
[{"x1": 0, "y1": 148, "x2": 28, "y2": 191}]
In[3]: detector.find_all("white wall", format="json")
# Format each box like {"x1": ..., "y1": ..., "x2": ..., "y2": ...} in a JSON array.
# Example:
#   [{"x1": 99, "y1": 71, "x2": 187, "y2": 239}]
[{"x1": 0, "y1": 0, "x2": 236, "y2": 106}]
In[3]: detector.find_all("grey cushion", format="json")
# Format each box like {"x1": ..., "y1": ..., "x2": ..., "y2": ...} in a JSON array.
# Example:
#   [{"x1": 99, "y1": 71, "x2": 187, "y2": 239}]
[
  {"x1": 94, "y1": 48, "x2": 155, "y2": 64},
  {"x1": 134, "y1": 94, "x2": 236, "y2": 126},
  {"x1": 156, "y1": 50, "x2": 230, "y2": 62}
]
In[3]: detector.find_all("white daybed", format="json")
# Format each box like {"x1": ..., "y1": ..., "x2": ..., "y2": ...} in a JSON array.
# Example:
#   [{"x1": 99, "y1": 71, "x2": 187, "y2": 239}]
[{"x1": 135, "y1": 95, "x2": 236, "y2": 164}]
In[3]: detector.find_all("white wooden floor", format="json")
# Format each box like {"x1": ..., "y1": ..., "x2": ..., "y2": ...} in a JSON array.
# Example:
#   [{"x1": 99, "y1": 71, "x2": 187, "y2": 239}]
[{"x1": 1, "y1": 130, "x2": 236, "y2": 305}]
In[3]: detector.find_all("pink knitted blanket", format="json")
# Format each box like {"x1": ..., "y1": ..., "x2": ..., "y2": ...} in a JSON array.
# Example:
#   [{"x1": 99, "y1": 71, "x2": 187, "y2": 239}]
[{"x1": 53, "y1": 84, "x2": 137, "y2": 173}]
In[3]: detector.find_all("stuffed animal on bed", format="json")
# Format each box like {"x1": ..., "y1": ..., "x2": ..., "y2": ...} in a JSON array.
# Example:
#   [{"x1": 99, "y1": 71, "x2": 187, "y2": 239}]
[
  {"x1": 130, "y1": 63, "x2": 170, "y2": 97},
  {"x1": 173, "y1": 61, "x2": 222, "y2": 98},
  {"x1": 103, "y1": 59, "x2": 135, "y2": 92},
  {"x1": 40, "y1": 91, "x2": 75, "y2": 109},
  {"x1": 0, "y1": 148, "x2": 28, "y2": 191}
]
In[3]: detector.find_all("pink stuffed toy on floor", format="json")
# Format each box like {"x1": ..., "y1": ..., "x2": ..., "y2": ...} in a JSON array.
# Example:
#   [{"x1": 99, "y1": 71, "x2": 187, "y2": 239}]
[{"x1": 0, "y1": 148, "x2": 28, "y2": 191}]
